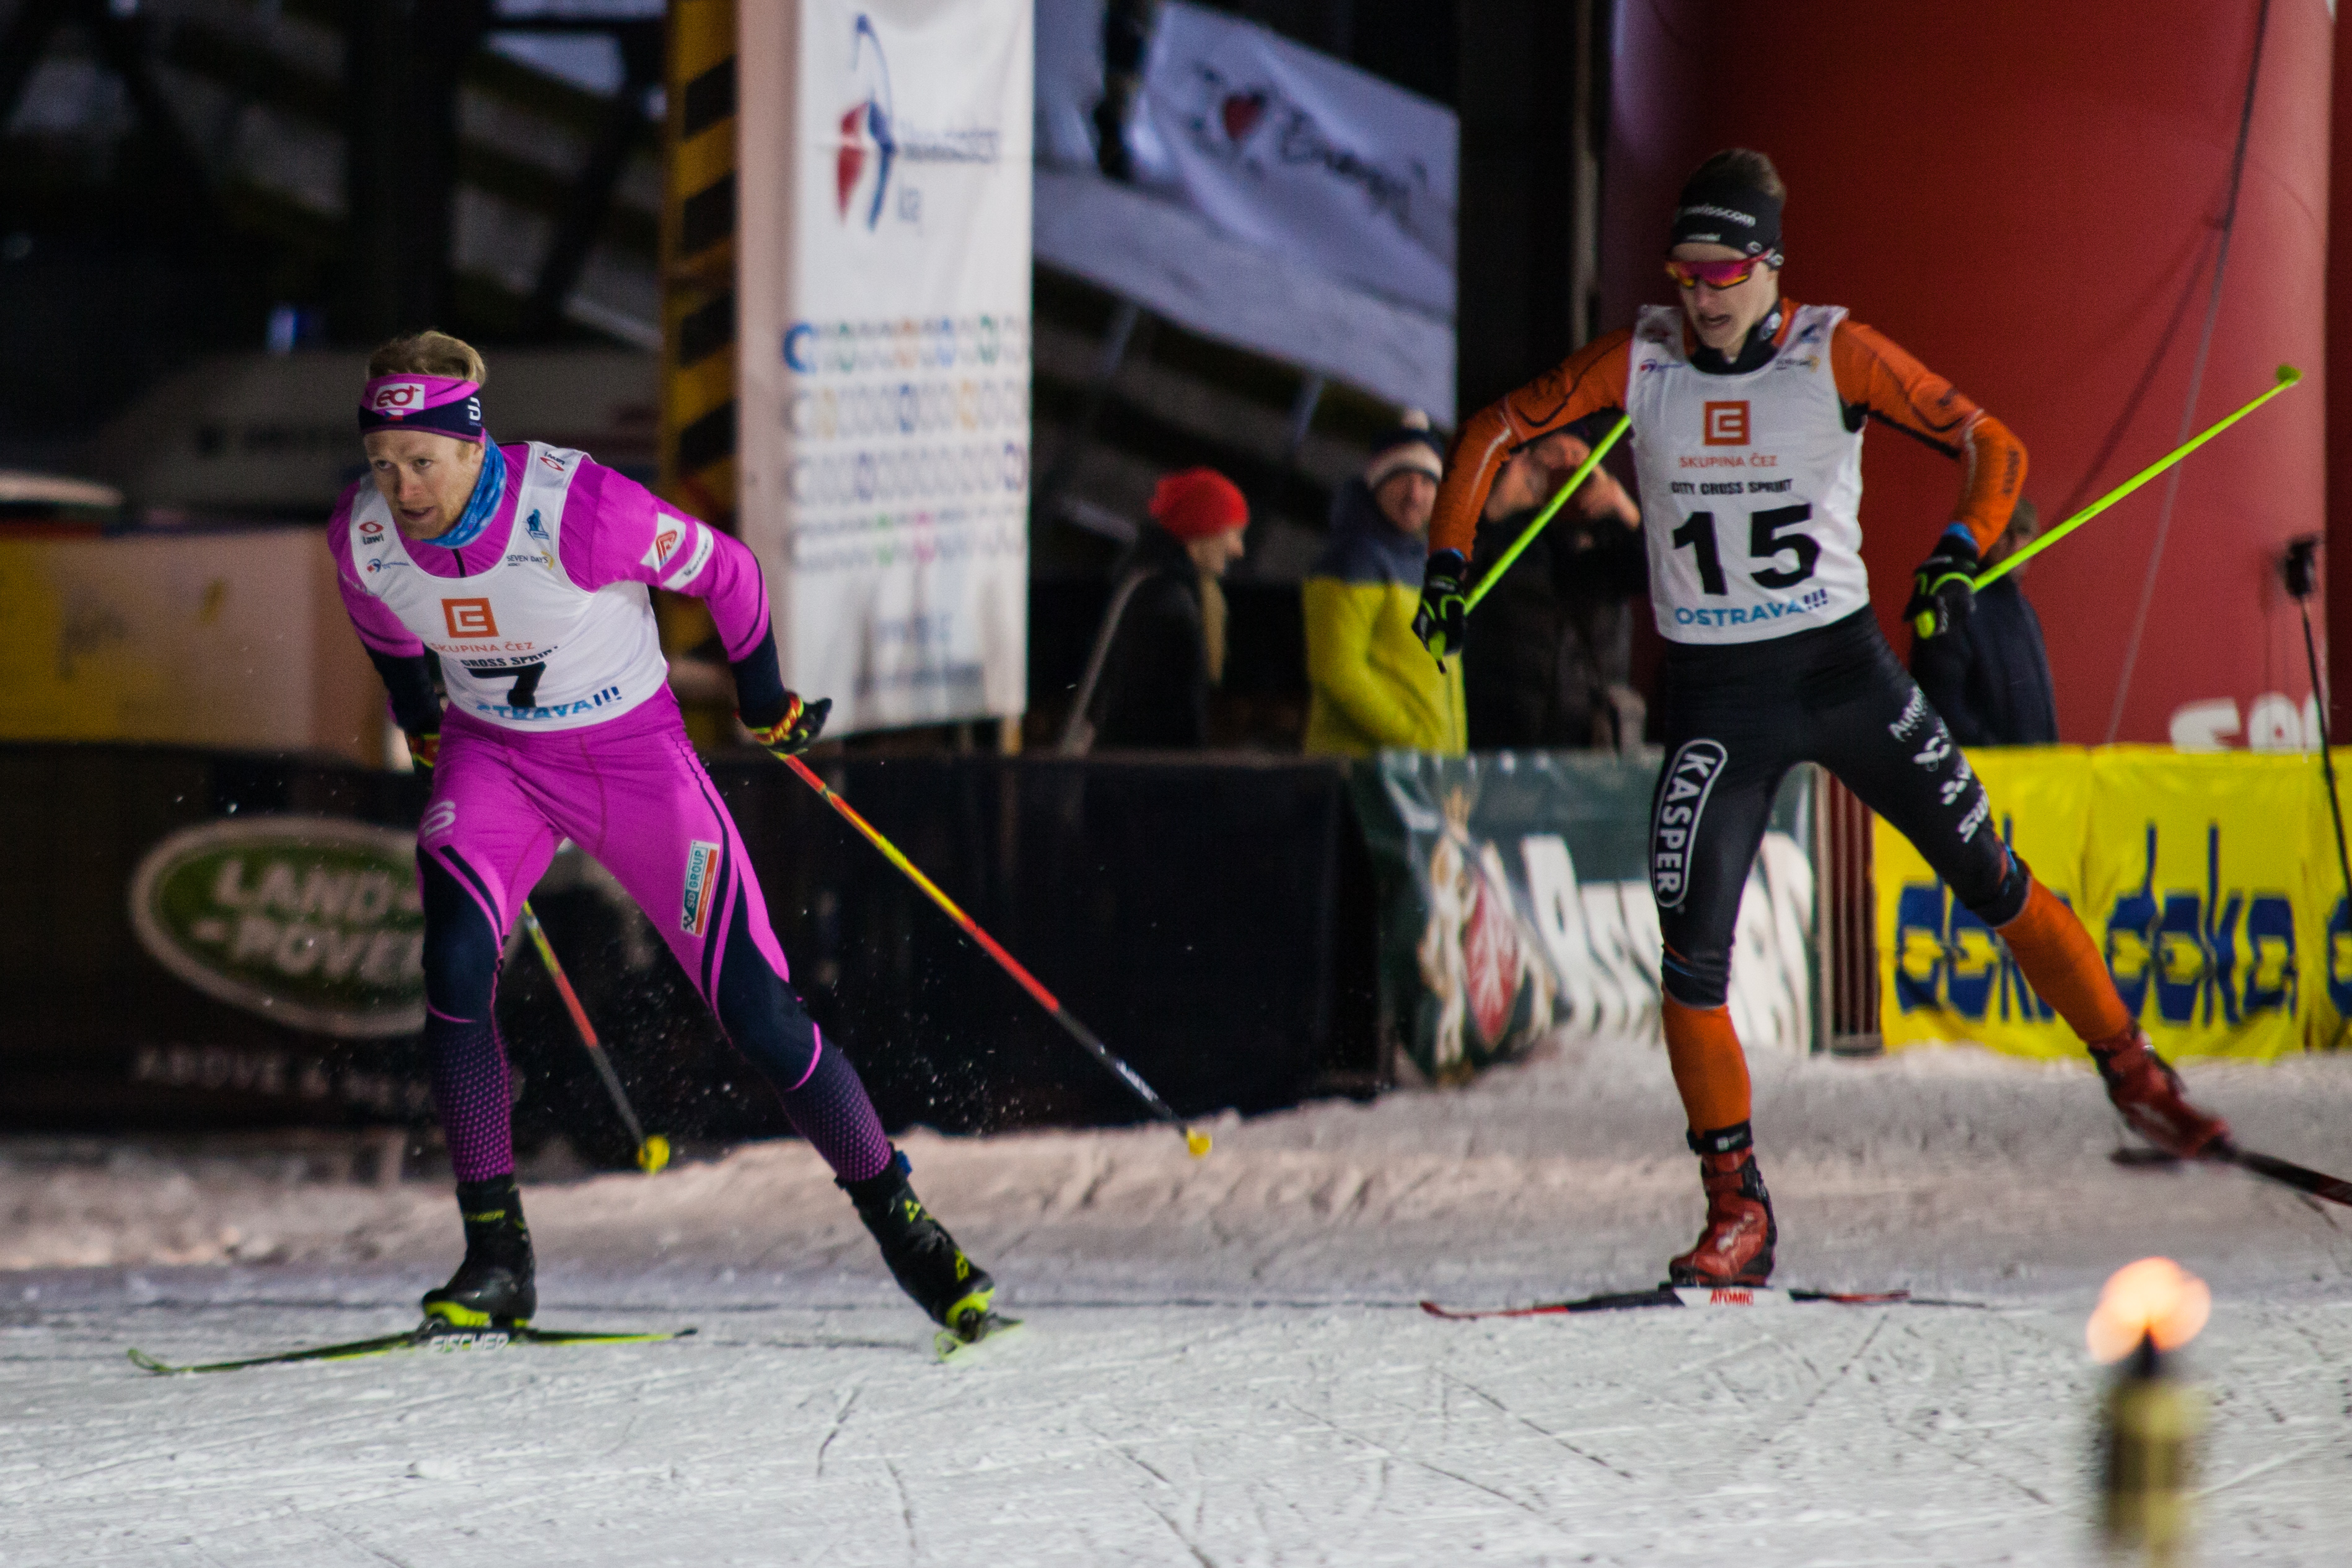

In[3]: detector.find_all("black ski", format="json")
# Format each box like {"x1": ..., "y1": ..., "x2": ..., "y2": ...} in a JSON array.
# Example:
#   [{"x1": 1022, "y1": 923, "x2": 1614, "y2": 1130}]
[
  {"x1": 1421, "y1": 1285, "x2": 1980, "y2": 1321},
  {"x1": 2216, "y1": 1142, "x2": 2352, "y2": 1207},
  {"x1": 128, "y1": 1321, "x2": 694, "y2": 1376}
]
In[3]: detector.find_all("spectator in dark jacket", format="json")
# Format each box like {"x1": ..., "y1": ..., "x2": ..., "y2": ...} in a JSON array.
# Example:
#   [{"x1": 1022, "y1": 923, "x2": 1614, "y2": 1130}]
[
  {"x1": 1081, "y1": 467, "x2": 1248, "y2": 749},
  {"x1": 1910, "y1": 499, "x2": 2060, "y2": 745},
  {"x1": 1462, "y1": 430, "x2": 1646, "y2": 748}
]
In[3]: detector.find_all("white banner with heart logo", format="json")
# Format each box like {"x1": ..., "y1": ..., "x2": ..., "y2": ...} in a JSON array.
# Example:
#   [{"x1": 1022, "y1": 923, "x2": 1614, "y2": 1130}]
[{"x1": 1137, "y1": 2, "x2": 1456, "y2": 319}]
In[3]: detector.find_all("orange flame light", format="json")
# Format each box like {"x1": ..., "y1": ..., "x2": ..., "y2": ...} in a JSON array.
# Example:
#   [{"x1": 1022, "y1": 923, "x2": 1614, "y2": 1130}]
[{"x1": 2087, "y1": 1257, "x2": 2211, "y2": 1363}]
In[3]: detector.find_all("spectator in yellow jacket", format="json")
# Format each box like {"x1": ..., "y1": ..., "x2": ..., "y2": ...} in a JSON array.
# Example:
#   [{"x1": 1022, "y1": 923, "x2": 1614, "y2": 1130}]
[{"x1": 1303, "y1": 414, "x2": 1467, "y2": 756}]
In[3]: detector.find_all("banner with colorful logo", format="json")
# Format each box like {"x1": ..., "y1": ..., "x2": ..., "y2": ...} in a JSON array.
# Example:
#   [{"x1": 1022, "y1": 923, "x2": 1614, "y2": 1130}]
[
  {"x1": 738, "y1": 1, "x2": 1032, "y2": 734},
  {"x1": 1138, "y1": 2, "x2": 1457, "y2": 318},
  {"x1": 1879, "y1": 747, "x2": 2345, "y2": 1061},
  {"x1": 1353, "y1": 753, "x2": 1813, "y2": 1084}
]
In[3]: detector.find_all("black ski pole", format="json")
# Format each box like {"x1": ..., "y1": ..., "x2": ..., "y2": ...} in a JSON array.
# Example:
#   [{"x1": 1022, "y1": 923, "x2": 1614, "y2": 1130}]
[{"x1": 2284, "y1": 537, "x2": 2352, "y2": 1053}]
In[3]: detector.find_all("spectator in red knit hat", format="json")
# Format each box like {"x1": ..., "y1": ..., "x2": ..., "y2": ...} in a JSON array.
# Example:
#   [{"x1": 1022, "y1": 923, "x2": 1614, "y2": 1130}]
[{"x1": 1064, "y1": 467, "x2": 1250, "y2": 750}]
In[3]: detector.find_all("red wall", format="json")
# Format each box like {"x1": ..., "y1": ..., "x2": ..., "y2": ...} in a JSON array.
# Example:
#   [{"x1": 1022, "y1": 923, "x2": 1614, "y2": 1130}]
[{"x1": 1602, "y1": 1, "x2": 2330, "y2": 746}]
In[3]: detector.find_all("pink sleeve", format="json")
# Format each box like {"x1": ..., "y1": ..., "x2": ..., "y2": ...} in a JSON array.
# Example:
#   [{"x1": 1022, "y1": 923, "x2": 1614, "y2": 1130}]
[
  {"x1": 557, "y1": 459, "x2": 773, "y2": 661},
  {"x1": 328, "y1": 484, "x2": 423, "y2": 656}
]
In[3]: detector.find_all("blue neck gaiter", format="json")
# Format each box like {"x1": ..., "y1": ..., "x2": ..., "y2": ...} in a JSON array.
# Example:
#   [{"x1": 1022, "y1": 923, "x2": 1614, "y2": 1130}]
[{"x1": 425, "y1": 440, "x2": 506, "y2": 551}]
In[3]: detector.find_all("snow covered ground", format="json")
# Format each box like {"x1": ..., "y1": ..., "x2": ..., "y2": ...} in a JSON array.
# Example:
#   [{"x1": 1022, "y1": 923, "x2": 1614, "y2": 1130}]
[{"x1": 6, "y1": 1033, "x2": 2352, "y2": 1566}]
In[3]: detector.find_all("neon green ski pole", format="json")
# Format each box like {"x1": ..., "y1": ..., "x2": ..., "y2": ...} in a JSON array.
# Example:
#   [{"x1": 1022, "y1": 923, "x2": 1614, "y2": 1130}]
[
  {"x1": 1927, "y1": 364, "x2": 2302, "y2": 634},
  {"x1": 1462, "y1": 411, "x2": 1635, "y2": 614}
]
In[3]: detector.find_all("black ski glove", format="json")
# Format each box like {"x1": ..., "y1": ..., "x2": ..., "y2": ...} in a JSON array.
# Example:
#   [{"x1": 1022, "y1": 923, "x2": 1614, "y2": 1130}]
[
  {"x1": 1906, "y1": 527, "x2": 1981, "y2": 640},
  {"x1": 744, "y1": 692, "x2": 832, "y2": 758},
  {"x1": 1414, "y1": 549, "x2": 1470, "y2": 659}
]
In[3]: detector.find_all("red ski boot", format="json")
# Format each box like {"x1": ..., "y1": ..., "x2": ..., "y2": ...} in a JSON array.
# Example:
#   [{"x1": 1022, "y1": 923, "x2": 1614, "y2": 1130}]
[
  {"x1": 2089, "y1": 1028, "x2": 2230, "y2": 1158},
  {"x1": 1668, "y1": 1145, "x2": 1777, "y2": 1287}
]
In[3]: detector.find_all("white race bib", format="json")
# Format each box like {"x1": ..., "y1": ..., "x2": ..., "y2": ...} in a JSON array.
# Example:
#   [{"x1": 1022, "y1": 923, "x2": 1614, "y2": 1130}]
[
  {"x1": 1627, "y1": 304, "x2": 1871, "y2": 644},
  {"x1": 348, "y1": 445, "x2": 670, "y2": 730}
]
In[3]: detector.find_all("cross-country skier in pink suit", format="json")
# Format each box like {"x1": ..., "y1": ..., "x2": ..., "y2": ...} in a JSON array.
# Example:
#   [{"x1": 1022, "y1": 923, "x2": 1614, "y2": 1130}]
[{"x1": 331, "y1": 331, "x2": 999, "y2": 1342}]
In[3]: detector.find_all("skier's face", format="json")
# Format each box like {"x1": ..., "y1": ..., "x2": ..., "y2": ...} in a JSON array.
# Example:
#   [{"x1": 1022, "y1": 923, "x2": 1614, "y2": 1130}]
[
  {"x1": 1669, "y1": 242, "x2": 1779, "y2": 354},
  {"x1": 364, "y1": 429, "x2": 488, "y2": 540}
]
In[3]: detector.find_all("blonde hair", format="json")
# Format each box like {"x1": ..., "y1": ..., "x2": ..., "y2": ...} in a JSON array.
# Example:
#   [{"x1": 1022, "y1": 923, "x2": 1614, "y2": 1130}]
[{"x1": 367, "y1": 330, "x2": 486, "y2": 385}]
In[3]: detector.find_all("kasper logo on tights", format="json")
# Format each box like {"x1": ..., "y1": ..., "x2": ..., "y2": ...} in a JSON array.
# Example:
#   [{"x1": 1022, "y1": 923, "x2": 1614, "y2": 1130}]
[
  {"x1": 1652, "y1": 740, "x2": 1729, "y2": 908},
  {"x1": 682, "y1": 839, "x2": 722, "y2": 937}
]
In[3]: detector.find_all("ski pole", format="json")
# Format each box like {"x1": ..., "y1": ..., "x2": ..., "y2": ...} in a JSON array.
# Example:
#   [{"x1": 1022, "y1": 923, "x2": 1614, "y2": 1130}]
[
  {"x1": 1929, "y1": 365, "x2": 2303, "y2": 633},
  {"x1": 518, "y1": 900, "x2": 670, "y2": 1173},
  {"x1": 1463, "y1": 411, "x2": 1635, "y2": 615},
  {"x1": 777, "y1": 753, "x2": 1211, "y2": 1158},
  {"x1": 2283, "y1": 537, "x2": 2352, "y2": 1051}
]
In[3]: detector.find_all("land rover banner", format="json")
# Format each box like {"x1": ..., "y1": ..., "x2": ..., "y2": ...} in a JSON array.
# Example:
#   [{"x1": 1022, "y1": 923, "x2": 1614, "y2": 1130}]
[
  {"x1": 1351, "y1": 753, "x2": 1815, "y2": 1083},
  {"x1": 128, "y1": 818, "x2": 427, "y2": 1038},
  {"x1": 737, "y1": 0, "x2": 1033, "y2": 734}
]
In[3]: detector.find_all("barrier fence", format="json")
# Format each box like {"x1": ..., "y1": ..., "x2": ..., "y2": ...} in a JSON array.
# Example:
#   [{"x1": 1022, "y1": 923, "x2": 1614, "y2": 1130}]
[{"x1": 0, "y1": 744, "x2": 1374, "y2": 1154}]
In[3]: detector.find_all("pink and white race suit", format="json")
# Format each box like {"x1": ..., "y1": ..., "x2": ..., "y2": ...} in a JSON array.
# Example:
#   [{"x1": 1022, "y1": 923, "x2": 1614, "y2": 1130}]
[{"x1": 331, "y1": 442, "x2": 888, "y2": 1183}]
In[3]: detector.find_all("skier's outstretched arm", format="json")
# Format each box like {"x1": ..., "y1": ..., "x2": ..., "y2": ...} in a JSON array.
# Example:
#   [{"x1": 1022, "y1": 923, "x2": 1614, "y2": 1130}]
[{"x1": 1428, "y1": 332, "x2": 1636, "y2": 561}]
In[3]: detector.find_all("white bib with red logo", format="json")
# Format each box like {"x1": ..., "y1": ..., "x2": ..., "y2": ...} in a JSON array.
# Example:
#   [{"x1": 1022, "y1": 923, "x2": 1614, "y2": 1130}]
[
  {"x1": 1625, "y1": 302, "x2": 1869, "y2": 645},
  {"x1": 347, "y1": 444, "x2": 670, "y2": 731}
]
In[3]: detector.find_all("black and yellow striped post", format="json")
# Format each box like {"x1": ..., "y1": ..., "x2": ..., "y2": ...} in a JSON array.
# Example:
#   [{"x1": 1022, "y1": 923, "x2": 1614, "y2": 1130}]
[
  {"x1": 660, "y1": 0, "x2": 738, "y2": 530},
  {"x1": 657, "y1": 0, "x2": 738, "y2": 735}
]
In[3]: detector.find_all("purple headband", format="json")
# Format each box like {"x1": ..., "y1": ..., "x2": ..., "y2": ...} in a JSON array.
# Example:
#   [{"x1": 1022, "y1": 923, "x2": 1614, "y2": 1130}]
[{"x1": 358, "y1": 374, "x2": 485, "y2": 442}]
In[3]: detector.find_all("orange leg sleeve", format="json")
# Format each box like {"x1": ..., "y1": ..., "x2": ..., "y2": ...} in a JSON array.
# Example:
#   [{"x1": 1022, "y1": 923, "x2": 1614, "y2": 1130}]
[
  {"x1": 1662, "y1": 996, "x2": 1752, "y2": 1136},
  {"x1": 1996, "y1": 877, "x2": 2131, "y2": 1045}
]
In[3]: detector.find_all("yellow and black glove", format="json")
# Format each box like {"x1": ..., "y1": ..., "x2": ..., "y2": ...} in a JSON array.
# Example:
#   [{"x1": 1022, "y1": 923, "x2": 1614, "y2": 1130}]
[
  {"x1": 406, "y1": 731, "x2": 441, "y2": 773},
  {"x1": 1413, "y1": 548, "x2": 1470, "y2": 659},
  {"x1": 744, "y1": 693, "x2": 832, "y2": 758},
  {"x1": 1905, "y1": 527, "x2": 1981, "y2": 640}
]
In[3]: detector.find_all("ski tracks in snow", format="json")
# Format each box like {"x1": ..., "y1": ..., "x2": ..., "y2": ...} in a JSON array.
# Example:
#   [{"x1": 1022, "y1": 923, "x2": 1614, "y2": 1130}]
[{"x1": 9, "y1": 1037, "x2": 2352, "y2": 1562}]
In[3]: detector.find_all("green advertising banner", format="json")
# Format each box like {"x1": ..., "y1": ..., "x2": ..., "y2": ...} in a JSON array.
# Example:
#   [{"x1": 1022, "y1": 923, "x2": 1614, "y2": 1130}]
[
  {"x1": 128, "y1": 818, "x2": 428, "y2": 1038},
  {"x1": 1351, "y1": 752, "x2": 1814, "y2": 1082}
]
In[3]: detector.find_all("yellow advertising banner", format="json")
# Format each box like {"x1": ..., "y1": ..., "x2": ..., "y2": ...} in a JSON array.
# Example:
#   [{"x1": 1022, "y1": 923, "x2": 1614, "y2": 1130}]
[
  {"x1": 1878, "y1": 747, "x2": 2343, "y2": 1061},
  {"x1": 0, "y1": 530, "x2": 381, "y2": 762}
]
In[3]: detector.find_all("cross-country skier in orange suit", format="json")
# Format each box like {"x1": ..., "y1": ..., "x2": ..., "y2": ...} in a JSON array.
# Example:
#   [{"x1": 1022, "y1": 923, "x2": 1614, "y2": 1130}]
[{"x1": 1415, "y1": 149, "x2": 2230, "y2": 1287}]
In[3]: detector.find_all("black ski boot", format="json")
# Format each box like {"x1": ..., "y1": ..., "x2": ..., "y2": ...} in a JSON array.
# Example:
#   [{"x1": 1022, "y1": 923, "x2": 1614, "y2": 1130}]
[
  {"x1": 421, "y1": 1175, "x2": 537, "y2": 1329},
  {"x1": 841, "y1": 1149, "x2": 997, "y2": 1339}
]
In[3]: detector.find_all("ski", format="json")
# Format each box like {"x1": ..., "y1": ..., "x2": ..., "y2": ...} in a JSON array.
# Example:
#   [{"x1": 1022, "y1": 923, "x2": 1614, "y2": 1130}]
[
  {"x1": 2216, "y1": 1142, "x2": 2352, "y2": 1207},
  {"x1": 128, "y1": 1322, "x2": 695, "y2": 1376},
  {"x1": 934, "y1": 1312, "x2": 1024, "y2": 1364},
  {"x1": 1419, "y1": 1285, "x2": 1975, "y2": 1321}
]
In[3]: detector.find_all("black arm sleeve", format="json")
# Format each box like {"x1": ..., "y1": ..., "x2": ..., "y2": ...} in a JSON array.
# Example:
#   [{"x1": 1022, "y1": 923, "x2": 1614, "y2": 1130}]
[
  {"x1": 366, "y1": 648, "x2": 443, "y2": 737},
  {"x1": 729, "y1": 623, "x2": 792, "y2": 730}
]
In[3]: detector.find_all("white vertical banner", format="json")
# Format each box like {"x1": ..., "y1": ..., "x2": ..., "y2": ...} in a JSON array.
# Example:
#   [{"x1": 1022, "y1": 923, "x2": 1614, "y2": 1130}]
[{"x1": 739, "y1": 0, "x2": 1033, "y2": 735}]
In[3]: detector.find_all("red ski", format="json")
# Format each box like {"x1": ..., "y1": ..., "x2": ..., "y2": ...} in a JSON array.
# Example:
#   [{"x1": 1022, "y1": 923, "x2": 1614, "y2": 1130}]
[
  {"x1": 2214, "y1": 1143, "x2": 2352, "y2": 1207},
  {"x1": 1418, "y1": 1285, "x2": 1954, "y2": 1321}
]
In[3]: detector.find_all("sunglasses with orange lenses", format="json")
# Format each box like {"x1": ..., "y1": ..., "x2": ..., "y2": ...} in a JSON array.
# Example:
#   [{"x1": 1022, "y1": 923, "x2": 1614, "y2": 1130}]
[{"x1": 1665, "y1": 256, "x2": 1769, "y2": 290}]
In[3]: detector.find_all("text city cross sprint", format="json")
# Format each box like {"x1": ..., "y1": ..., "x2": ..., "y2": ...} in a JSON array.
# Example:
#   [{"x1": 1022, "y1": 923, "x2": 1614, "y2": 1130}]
[{"x1": 1664, "y1": 397, "x2": 1835, "y2": 631}]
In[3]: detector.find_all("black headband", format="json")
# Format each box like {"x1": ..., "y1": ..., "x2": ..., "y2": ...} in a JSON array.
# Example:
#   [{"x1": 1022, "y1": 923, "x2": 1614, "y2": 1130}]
[{"x1": 1670, "y1": 182, "x2": 1783, "y2": 263}]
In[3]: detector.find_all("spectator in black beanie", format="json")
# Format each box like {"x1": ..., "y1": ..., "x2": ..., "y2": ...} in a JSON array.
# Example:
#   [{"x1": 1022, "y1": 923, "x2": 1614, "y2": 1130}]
[{"x1": 1909, "y1": 499, "x2": 2060, "y2": 745}]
